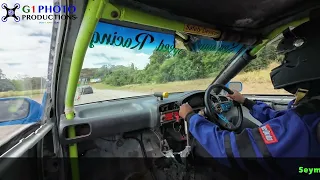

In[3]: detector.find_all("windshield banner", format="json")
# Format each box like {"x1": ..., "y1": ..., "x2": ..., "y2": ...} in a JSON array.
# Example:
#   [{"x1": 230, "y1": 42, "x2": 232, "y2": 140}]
[{"x1": 89, "y1": 22, "x2": 243, "y2": 56}]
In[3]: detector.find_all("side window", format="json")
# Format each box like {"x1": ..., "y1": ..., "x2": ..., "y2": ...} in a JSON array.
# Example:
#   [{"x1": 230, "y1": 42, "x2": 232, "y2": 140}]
[
  {"x1": 231, "y1": 37, "x2": 290, "y2": 95},
  {"x1": 0, "y1": 2, "x2": 53, "y2": 126}
]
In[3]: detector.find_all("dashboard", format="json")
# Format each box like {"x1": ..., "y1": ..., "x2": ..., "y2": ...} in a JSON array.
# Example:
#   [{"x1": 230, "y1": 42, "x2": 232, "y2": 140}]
[
  {"x1": 58, "y1": 90, "x2": 234, "y2": 145},
  {"x1": 158, "y1": 92, "x2": 231, "y2": 123},
  {"x1": 158, "y1": 93, "x2": 208, "y2": 124},
  {"x1": 57, "y1": 90, "x2": 293, "y2": 145}
]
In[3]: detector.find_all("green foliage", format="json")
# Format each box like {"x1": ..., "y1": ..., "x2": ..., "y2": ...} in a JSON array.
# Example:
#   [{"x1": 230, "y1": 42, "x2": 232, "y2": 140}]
[
  {"x1": 0, "y1": 69, "x2": 6, "y2": 79},
  {"x1": 13, "y1": 77, "x2": 46, "y2": 90},
  {"x1": 85, "y1": 50, "x2": 236, "y2": 86},
  {"x1": 0, "y1": 72, "x2": 46, "y2": 92},
  {"x1": 11, "y1": 80, "x2": 24, "y2": 91},
  {"x1": 0, "y1": 79, "x2": 15, "y2": 92},
  {"x1": 243, "y1": 43, "x2": 280, "y2": 72},
  {"x1": 104, "y1": 65, "x2": 136, "y2": 86},
  {"x1": 81, "y1": 43, "x2": 282, "y2": 87}
]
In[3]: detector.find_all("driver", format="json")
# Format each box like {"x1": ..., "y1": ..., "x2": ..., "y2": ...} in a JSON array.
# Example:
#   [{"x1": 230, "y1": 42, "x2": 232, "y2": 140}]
[{"x1": 179, "y1": 19, "x2": 320, "y2": 178}]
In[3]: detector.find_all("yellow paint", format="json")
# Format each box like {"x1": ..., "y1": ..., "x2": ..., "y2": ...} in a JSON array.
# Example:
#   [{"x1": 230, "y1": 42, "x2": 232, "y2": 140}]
[
  {"x1": 162, "y1": 92, "x2": 169, "y2": 98},
  {"x1": 294, "y1": 88, "x2": 308, "y2": 105}
]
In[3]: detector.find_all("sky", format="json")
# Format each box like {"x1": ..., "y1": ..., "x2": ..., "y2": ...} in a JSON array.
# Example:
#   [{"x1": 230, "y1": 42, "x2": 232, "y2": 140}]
[
  {"x1": 85, "y1": 22, "x2": 175, "y2": 69},
  {"x1": 0, "y1": 0, "x2": 243, "y2": 80},
  {"x1": 0, "y1": 0, "x2": 175, "y2": 79},
  {"x1": 0, "y1": 0, "x2": 54, "y2": 79}
]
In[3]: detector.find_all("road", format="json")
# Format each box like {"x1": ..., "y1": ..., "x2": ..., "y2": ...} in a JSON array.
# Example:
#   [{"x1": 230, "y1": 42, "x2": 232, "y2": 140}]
[{"x1": 75, "y1": 88, "x2": 148, "y2": 105}]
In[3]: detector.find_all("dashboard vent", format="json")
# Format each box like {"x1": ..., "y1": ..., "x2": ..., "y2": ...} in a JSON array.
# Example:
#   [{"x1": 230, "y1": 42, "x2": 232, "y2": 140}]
[
  {"x1": 159, "y1": 101, "x2": 179, "y2": 112},
  {"x1": 173, "y1": 102, "x2": 179, "y2": 109}
]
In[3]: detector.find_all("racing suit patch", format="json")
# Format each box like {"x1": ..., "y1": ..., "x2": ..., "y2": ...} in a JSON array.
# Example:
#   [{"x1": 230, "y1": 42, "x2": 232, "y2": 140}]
[{"x1": 259, "y1": 124, "x2": 278, "y2": 144}]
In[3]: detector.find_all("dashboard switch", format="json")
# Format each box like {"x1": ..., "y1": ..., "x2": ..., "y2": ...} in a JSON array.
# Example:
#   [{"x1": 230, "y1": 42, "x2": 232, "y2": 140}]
[
  {"x1": 164, "y1": 113, "x2": 173, "y2": 121},
  {"x1": 174, "y1": 112, "x2": 180, "y2": 122}
]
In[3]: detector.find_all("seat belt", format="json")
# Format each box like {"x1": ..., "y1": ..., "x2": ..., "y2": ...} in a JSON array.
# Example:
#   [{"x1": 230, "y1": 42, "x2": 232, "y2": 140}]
[
  {"x1": 293, "y1": 88, "x2": 309, "y2": 105},
  {"x1": 293, "y1": 96, "x2": 320, "y2": 143},
  {"x1": 317, "y1": 123, "x2": 320, "y2": 144}
]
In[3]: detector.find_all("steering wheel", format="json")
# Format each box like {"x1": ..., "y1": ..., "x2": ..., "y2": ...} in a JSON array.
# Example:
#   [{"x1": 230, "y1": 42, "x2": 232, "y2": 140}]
[{"x1": 204, "y1": 84, "x2": 243, "y2": 131}]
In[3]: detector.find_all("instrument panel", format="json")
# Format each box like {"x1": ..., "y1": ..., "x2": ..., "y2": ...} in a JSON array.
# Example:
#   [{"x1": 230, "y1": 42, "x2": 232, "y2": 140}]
[
  {"x1": 158, "y1": 92, "x2": 231, "y2": 123},
  {"x1": 159, "y1": 93, "x2": 207, "y2": 123},
  {"x1": 182, "y1": 93, "x2": 205, "y2": 107},
  {"x1": 159, "y1": 101, "x2": 180, "y2": 123}
]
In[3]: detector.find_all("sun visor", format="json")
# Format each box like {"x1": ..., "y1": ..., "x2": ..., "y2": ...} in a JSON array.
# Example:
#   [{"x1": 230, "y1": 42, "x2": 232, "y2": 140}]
[{"x1": 89, "y1": 21, "x2": 245, "y2": 56}]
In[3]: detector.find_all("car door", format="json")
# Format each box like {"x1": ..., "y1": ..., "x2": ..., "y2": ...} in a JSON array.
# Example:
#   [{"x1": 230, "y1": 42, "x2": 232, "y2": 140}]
[
  {"x1": 0, "y1": 93, "x2": 59, "y2": 180},
  {"x1": 0, "y1": 0, "x2": 67, "y2": 179}
]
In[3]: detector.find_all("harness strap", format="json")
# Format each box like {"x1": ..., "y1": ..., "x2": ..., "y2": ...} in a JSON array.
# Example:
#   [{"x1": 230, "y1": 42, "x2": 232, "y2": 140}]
[
  {"x1": 294, "y1": 88, "x2": 308, "y2": 105},
  {"x1": 294, "y1": 99, "x2": 320, "y2": 143}
]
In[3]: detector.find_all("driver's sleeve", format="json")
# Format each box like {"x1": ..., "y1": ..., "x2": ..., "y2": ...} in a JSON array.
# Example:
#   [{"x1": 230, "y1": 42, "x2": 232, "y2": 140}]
[
  {"x1": 242, "y1": 98, "x2": 288, "y2": 123},
  {"x1": 186, "y1": 111, "x2": 309, "y2": 174}
]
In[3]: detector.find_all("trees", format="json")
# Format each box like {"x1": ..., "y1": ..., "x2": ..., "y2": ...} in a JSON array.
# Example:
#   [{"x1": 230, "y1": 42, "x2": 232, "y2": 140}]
[
  {"x1": 0, "y1": 69, "x2": 14, "y2": 92},
  {"x1": 243, "y1": 44, "x2": 278, "y2": 72},
  {"x1": 0, "y1": 69, "x2": 6, "y2": 79},
  {"x1": 0, "y1": 69, "x2": 46, "y2": 92},
  {"x1": 85, "y1": 50, "x2": 235, "y2": 86},
  {"x1": 0, "y1": 79, "x2": 15, "y2": 92},
  {"x1": 82, "y1": 43, "x2": 282, "y2": 87}
]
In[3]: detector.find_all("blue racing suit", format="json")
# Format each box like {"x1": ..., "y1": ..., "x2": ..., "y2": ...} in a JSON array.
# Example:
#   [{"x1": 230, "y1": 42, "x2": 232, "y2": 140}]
[{"x1": 186, "y1": 98, "x2": 320, "y2": 178}]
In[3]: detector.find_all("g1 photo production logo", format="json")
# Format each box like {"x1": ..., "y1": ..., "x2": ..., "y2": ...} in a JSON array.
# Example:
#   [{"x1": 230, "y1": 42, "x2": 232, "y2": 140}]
[{"x1": 1, "y1": 3, "x2": 77, "y2": 23}]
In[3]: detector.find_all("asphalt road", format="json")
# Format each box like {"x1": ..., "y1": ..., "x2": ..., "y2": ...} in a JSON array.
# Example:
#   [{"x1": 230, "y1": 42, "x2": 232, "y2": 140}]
[{"x1": 75, "y1": 88, "x2": 148, "y2": 105}]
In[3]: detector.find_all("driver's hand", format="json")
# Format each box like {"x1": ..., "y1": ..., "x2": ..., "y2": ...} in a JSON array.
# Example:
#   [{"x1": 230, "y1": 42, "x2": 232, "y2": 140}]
[
  {"x1": 226, "y1": 90, "x2": 245, "y2": 104},
  {"x1": 179, "y1": 103, "x2": 194, "y2": 119},
  {"x1": 198, "y1": 109, "x2": 205, "y2": 116}
]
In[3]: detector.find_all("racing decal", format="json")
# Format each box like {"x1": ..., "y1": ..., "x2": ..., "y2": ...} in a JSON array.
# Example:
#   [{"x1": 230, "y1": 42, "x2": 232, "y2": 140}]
[
  {"x1": 184, "y1": 24, "x2": 221, "y2": 38},
  {"x1": 258, "y1": 124, "x2": 278, "y2": 144},
  {"x1": 90, "y1": 22, "x2": 243, "y2": 56}
]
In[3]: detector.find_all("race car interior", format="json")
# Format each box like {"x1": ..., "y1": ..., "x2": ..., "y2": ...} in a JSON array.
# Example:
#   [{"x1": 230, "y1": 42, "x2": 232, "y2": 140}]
[
  {"x1": 42, "y1": 0, "x2": 319, "y2": 180},
  {"x1": 54, "y1": 0, "x2": 319, "y2": 180},
  {"x1": 59, "y1": 83, "x2": 292, "y2": 180},
  {"x1": 1, "y1": 0, "x2": 320, "y2": 180}
]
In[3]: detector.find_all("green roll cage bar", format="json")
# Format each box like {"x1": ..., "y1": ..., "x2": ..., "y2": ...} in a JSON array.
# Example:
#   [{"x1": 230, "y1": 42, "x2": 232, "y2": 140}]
[{"x1": 63, "y1": 0, "x2": 310, "y2": 179}]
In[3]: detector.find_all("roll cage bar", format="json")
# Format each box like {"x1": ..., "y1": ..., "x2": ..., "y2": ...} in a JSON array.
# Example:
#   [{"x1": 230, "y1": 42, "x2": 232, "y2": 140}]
[{"x1": 62, "y1": 0, "x2": 310, "y2": 179}]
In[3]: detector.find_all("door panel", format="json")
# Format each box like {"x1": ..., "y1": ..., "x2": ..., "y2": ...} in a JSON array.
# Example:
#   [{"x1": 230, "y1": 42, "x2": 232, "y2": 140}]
[
  {"x1": 0, "y1": 123, "x2": 55, "y2": 180},
  {"x1": 0, "y1": 123, "x2": 40, "y2": 155},
  {"x1": 0, "y1": 146, "x2": 39, "y2": 180}
]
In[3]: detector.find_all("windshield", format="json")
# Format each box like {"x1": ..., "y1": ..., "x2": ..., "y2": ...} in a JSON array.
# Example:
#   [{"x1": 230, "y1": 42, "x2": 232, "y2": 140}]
[{"x1": 75, "y1": 22, "x2": 245, "y2": 105}]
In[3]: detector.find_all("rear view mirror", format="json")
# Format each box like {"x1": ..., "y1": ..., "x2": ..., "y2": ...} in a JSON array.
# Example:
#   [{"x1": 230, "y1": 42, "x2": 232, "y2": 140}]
[
  {"x1": 226, "y1": 81, "x2": 243, "y2": 92},
  {"x1": 0, "y1": 97, "x2": 42, "y2": 126}
]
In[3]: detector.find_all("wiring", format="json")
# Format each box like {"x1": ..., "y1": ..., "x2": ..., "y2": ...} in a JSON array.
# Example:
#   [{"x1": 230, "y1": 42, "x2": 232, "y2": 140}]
[
  {"x1": 150, "y1": 129, "x2": 168, "y2": 157},
  {"x1": 150, "y1": 129, "x2": 184, "y2": 157},
  {"x1": 123, "y1": 133, "x2": 158, "y2": 180}
]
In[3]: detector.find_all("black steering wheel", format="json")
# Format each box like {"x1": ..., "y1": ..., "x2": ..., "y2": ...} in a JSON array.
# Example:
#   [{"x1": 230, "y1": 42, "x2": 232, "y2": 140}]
[{"x1": 204, "y1": 84, "x2": 243, "y2": 131}]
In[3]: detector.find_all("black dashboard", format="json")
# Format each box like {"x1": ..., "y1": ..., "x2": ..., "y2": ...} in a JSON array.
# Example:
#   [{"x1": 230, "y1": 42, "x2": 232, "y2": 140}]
[{"x1": 58, "y1": 90, "x2": 230, "y2": 145}]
